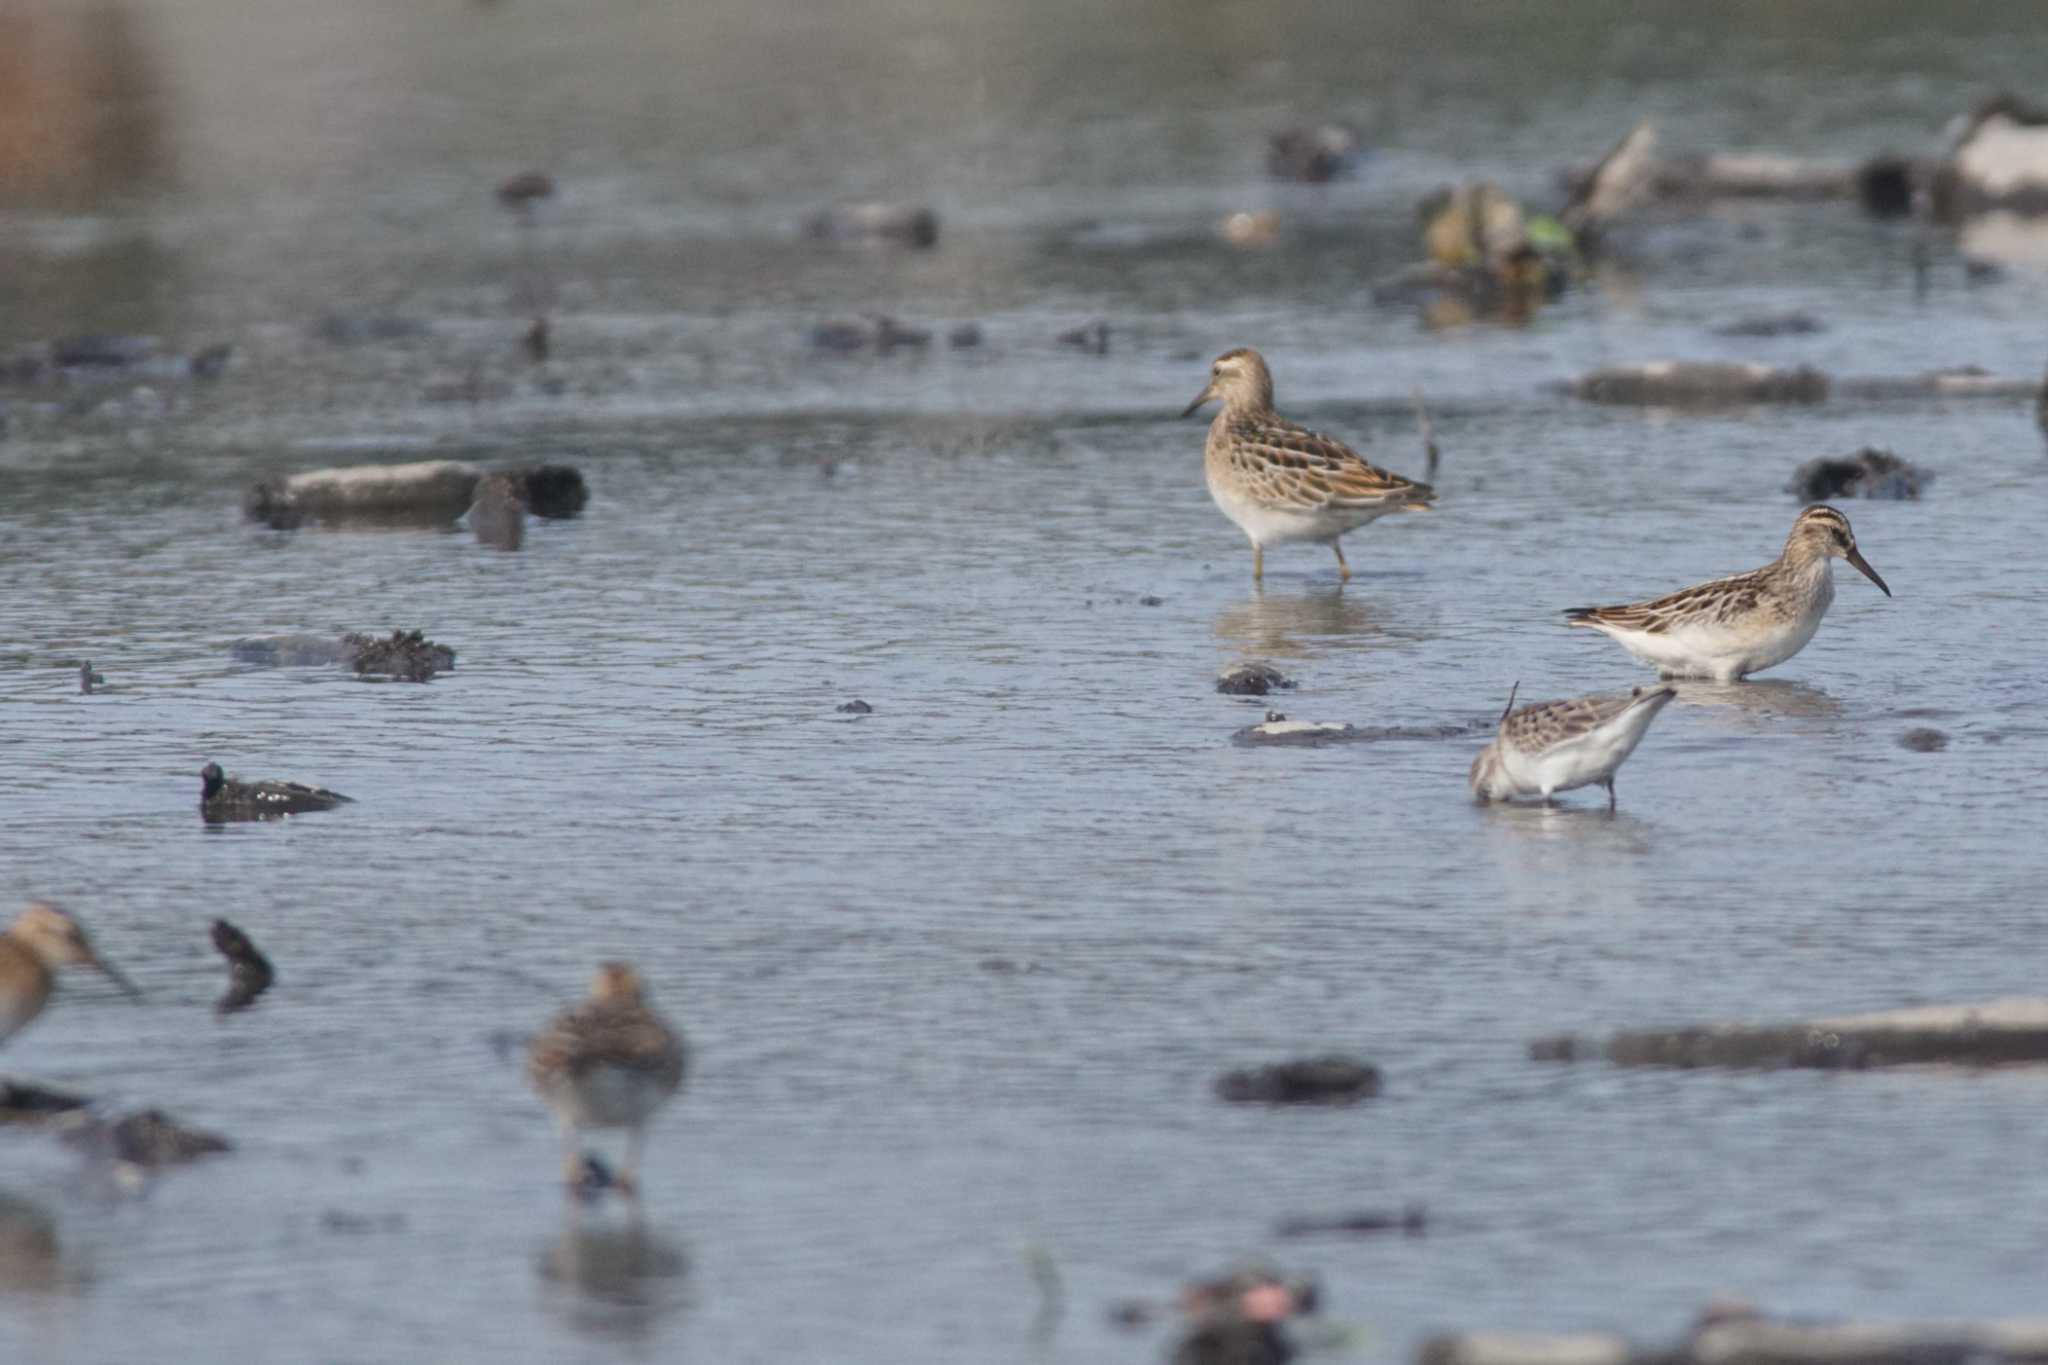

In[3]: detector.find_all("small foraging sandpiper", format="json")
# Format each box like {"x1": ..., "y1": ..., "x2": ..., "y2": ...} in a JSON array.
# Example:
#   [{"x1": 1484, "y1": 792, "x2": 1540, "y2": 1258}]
[
  {"x1": 1183, "y1": 348, "x2": 1434, "y2": 581},
  {"x1": 1, "y1": 903, "x2": 140, "y2": 1047},
  {"x1": 1470, "y1": 684, "x2": 1677, "y2": 809},
  {"x1": 1563, "y1": 504, "x2": 1890, "y2": 682},
  {"x1": 527, "y1": 963, "x2": 686, "y2": 1197},
  {"x1": 199, "y1": 762, "x2": 353, "y2": 822}
]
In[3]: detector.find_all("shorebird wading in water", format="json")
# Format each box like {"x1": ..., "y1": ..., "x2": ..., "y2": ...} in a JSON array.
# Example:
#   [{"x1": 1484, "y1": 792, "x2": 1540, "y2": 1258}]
[
  {"x1": 0, "y1": 902, "x2": 141, "y2": 1047},
  {"x1": 1470, "y1": 684, "x2": 1677, "y2": 809},
  {"x1": 528, "y1": 962, "x2": 686, "y2": 1197},
  {"x1": 1183, "y1": 348, "x2": 1434, "y2": 581},
  {"x1": 1563, "y1": 504, "x2": 1890, "y2": 681}
]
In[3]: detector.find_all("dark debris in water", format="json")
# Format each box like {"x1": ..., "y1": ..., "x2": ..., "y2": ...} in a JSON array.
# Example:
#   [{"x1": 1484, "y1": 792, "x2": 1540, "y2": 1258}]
[
  {"x1": 59, "y1": 1108, "x2": 233, "y2": 1168},
  {"x1": 1899, "y1": 728, "x2": 1950, "y2": 752},
  {"x1": 1215, "y1": 1056, "x2": 1381, "y2": 1105},
  {"x1": 212, "y1": 918, "x2": 276, "y2": 1014},
  {"x1": 837, "y1": 699, "x2": 874, "y2": 715},
  {"x1": 1787, "y1": 447, "x2": 1930, "y2": 501},
  {"x1": 1217, "y1": 662, "x2": 1296, "y2": 696},
  {"x1": 1273, "y1": 1205, "x2": 1427, "y2": 1239}
]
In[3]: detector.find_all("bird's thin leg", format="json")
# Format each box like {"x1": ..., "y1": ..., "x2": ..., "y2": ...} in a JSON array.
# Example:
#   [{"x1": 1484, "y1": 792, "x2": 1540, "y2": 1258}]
[
  {"x1": 1252, "y1": 545, "x2": 1264, "y2": 581},
  {"x1": 558, "y1": 1120, "x2": 583, "y2": 1190},
  {"x1": 1332, "y1": 542, "x2": 1350, "y2": 582},
  {"x1": 620, "y1": 1126, "x2": 644, "y2": 1198},
  {"x1": 1604, "y1": 778, "x2": 1616, "y2": 812}
]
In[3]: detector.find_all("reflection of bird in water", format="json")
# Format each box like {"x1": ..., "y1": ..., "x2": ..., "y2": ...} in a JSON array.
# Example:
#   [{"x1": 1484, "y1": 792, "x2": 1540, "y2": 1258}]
[
  {"x1": 538, "y1": 1209, "x2": 690, "y2": 1339},
  {"x1": 1213, "y1": 588, "x2": 1387, "y2": 660},
  {"x1": 1667, "y1": 677, "x2": 1845, "y2": 725},
  {"x1": 0, "y1": 1192, "x2": 64, "y2": 1294}
]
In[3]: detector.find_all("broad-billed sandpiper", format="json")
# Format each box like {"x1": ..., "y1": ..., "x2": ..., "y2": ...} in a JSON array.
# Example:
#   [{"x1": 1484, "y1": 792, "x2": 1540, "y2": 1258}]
[
  {"x1": 1, "y1": 903, "x2": 140, "y2": 1047},
  {"x1": 1183, "y1": 349, "x2": 1435, "y2": 581},
  {"x1": 1563, "y1": 504, "x2": 1890, "y2": 681},
  {"x1": 527, "y1": 963, "x2": 687, "y2": 1196},
  {"x1": 1470, "y1": 684, "x2": 1677, "y2": 808},
  {"x1": 199, "y1": 762, "x2": 353, "y2": 822}
]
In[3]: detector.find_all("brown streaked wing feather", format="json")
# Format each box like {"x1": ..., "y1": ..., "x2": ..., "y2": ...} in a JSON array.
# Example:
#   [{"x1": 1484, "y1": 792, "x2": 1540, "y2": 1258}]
[
  {"x1": 1228, "y1": 416, "x2": 1433, "y2": 512},
  {"x1": 528, "y1": 1000, "x2": 686, "y2": 1091},
  {"x1": 1569, "y1": 567, "x2": 1770, "y2": 633},
  {"x1": 1500, "y1": 694, "x2": 1635, "y2": 754}
]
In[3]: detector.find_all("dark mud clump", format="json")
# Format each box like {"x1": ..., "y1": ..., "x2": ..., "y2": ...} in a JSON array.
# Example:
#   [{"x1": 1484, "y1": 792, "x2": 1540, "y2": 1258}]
[
  {"x1": 212, "y1": 918, "x2": 275, "y2": 1014},
  {"x1": 1787, "y1": 447, "x2": 1930, "y2": 501},
  {"x1": 1217, "y1": 663, "x2": 1296, "y2": 696},
  {"x1": 341, "y1": 629, "x2": 456, "y2": 682},
  {"x1": 1272, "y1": 1206, "x2": 1427, "y2": 1239},
  {"x1": 1215, "y1": 1056, "x2": 1381, "y2": 1105}
]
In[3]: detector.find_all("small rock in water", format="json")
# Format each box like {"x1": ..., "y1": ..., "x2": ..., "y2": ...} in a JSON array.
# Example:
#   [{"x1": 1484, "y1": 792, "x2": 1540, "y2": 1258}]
[
  {"x1": 1217, "y1": 663, "x2": 1296, "y2": 697},
  {"x1": 1787, "y1": 447, "x2": 1930, "y2": 501},
  {"x1": 946, "y1": 322, "x2": 984, "y2": 349},
  {"x1": 1273, "y1": 1206, "x2": 1427, "y2": 1239},
  {"x1": 510, "y1": 464, "x2": 588, "y2": 519},
  {"x1": 1267, "y1": 122, "x2": 1362, "y2": 182},
  {"x1": 837, "y1": 699, "x2": 874, "y2": 715},
  {"x1": 1172, "y1": 1318, "x2": 1295, "y2": 1365},
  {"x1": 78, "y1": 662, "x2": 103, "y2": 694},
  {"x1": 1139, "y1": 595, "x2": 1165, "y2": 607},
  {"x1": 1057, "y1": 320, "x2": 1109, "y2": 355},
  {"x1": 803, "y1": 201, "x2": 940, "y2": 249},
  {"x1": 1899, "y1": 728, "x2": 1950, "y2": 753},
  {"x1": 1712, "y1": 312, "x2": 1825, "y2": 337},
  {"x1": 496, "y1": 170, "x2": 555, "y2": 207},
  {"x1": 1215, "y1": 1056, "x2": 1381, "y2": 1105},
  {"x1": 211, "y1": 918, "x2": 275, "y2": 1014},
  {"x1": 1231, "y1": 718, "x2": 1359, "y2": 747},
  {"x1": 808, "y1": 316, "x2": 932, "y2": 353}
]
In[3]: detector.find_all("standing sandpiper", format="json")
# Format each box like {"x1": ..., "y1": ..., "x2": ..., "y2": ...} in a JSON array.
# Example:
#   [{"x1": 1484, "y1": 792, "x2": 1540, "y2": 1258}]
[
  {"x1": 1, "y1": 903, "x2": 141, "y2": 1047},
  {"x1": 1470, "y1": 684, "x2": 1677, "y2": 808},
  {"x1": 527, "y1": 963, "x2": 686, "y2": 1197},
  {"x1": 1564, "y1": 505, "x2": 1890, "y2": 681},
  {"x1": 1183, "y1": 348, "x2": 1435, "y2": 581}
]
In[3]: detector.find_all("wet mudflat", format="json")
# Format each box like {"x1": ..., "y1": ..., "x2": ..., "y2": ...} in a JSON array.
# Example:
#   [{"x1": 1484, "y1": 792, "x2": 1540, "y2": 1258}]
[{"x1": 4, "y1": 2, "x2": 2048, "y2": 1361}]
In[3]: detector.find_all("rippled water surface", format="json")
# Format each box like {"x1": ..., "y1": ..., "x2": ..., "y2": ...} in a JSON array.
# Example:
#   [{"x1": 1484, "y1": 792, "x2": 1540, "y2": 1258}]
[{"x1": 5, "y1": 2, "x2": 2048, "y2": 1360}]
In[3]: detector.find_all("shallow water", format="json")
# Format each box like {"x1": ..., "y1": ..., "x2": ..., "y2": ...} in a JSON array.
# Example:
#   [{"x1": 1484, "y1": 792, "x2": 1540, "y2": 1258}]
[{"x1": 4, "y1": 2, "x2": 2048, "y2": 1360}]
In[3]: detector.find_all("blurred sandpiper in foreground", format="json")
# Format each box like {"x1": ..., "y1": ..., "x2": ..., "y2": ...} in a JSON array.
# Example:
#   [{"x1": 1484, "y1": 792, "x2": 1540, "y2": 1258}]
[
  {"x1": 527, "y1": 963, "x2": 686, "y2": 1197},
  {"x1": 0, "y1": 903, "x2": 140, "y2": 1047},
  {"x1": 1183, "y1": 348, "x2": 1434, "y2": 582},
  {"x1": 1564, "y1": 505, "x2": 1891, "y2": 681},
  {"x1": 1470, "y1": 685, "x2": 1678, "y2": 809}
]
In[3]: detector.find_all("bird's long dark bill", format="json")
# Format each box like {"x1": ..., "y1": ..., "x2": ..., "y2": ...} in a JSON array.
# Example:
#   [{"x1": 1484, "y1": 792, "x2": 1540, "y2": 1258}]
[
  {"x1": 92, "y1": 954, "x2": 143, "y2": 998},
  {"x1": 1180, "y1": 386, "x2": 1216, "y2": 418},
  {"x1": 1846, "y1": 547, "x2": 1891, "y2": 597}
]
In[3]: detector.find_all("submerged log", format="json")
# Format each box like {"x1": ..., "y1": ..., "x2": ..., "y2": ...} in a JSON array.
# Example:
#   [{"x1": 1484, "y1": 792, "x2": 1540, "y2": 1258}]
[
  {"x1": 1421, "y1": 1312, "x2": 2048, "y2": 1365},
  {"x1": 244, "y1": 461, "x2": 585, "y2": 530},
  {"x1": 1530, "y1": 996, "x2": 2048, "y2": 1070},
  {"x1": 1933, "y1": 94, "x2": 2048, "y2": 219},
  {"x1": 1567, "y1": 362, "x2": 1828, "y2": 405}
]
